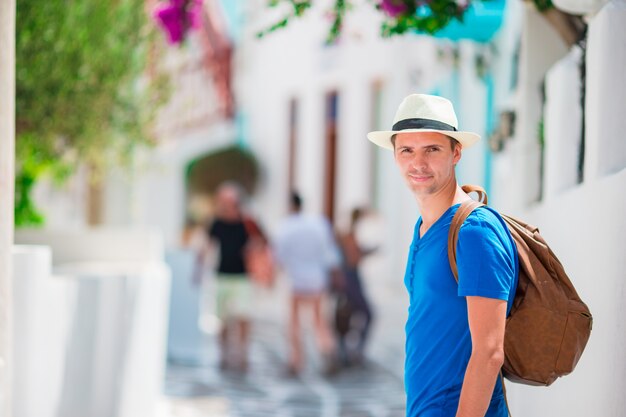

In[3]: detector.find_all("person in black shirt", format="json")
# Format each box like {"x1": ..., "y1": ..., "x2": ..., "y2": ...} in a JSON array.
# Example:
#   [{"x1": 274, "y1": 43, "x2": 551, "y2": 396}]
[
  {"x1": 209, "y1": 219, "x2": 248, "y2": 274},
  {"x1": 207, "y1": 182, "x2": 254, "y2": 371}
]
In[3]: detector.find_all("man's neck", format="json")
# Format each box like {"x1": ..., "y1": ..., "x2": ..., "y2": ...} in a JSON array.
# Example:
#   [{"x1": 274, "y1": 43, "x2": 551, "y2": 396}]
[{"x1": 416, "y1": 182, "x2": 470, "y2": 235}]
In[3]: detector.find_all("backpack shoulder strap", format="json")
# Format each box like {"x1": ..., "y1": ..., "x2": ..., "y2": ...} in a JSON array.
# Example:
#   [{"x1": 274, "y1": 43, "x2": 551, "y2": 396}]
[
  {"x1": 461, "y1": 184, "x2": 488, "y2": 205},
  {"x1": 447, "y1": 200, "x2": 484, "y2": 283}
]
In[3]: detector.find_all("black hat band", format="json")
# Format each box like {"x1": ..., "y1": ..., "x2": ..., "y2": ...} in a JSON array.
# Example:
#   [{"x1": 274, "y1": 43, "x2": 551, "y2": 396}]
[{"x1": 392, "y1": 118, "x2": 457, "y2": 132}]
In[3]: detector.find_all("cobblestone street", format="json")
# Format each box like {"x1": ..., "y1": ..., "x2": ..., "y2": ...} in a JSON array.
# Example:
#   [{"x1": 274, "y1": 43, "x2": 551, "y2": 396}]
[
  {"x1": 158, "y1": 258, "x2": 410, "y2": 417},
  {"x1": 159, "y1": 321, "x2": 406, "y2": 417}
]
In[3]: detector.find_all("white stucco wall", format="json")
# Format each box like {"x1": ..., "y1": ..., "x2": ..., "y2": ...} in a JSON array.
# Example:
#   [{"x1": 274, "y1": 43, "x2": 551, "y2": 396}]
[
  {"x1": 498, "y1": 4, "x2": 569, "y2": 212},
  {"x1": 585, "y1": 0, "x2": 626, "y2": 179},
  {"x1": 506, "y1": 169, "x2": 626, "y2": 416},
  {"x1": 543, "y1": 46, "x2": 583, "y2": 196},
  {"x1": 31, "y1": 120, "x2": 236, "y2": 249},
  {"x1": 455, "y1": 41, "x2": 489, "y2": 187},
  {"x1": 500, "y1": 1, "x2": 626, "y2": 414},
  {"x1": 110, "y1": 121, "x2": 236, "y2": 247},
  {"x1": 12, "y1": 231, "x2": 171, "y2": 417}
]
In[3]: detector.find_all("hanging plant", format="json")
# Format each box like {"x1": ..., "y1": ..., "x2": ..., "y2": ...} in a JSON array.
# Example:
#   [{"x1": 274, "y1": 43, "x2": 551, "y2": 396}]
[{"x1": 257, "y1": 0, "x2": 473, "y2": 45}]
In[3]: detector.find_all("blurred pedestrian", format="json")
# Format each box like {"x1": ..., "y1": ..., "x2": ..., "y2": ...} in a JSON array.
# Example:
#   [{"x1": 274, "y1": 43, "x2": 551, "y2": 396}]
[
  {"x1": 335, "y1": 207, "x2": 376, "y2": 366},
  {"x1": 205, "y1": 182, "x2": 267, "y2": 372},
  {"x1": 367, "y1": 94, "x2": 517, "y2": 416},
  {"x1": 273, "y1": 191, "x2": 340, "y2": 376}
]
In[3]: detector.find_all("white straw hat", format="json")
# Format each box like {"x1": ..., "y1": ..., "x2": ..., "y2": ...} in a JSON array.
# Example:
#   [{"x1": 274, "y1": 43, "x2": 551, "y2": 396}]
[{"x1": 367, "y1": 94, "x2": 480, "y2": 150}]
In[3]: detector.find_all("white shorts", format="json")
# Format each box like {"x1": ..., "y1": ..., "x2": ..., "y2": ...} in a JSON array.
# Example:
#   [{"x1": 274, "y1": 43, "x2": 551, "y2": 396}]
[{"x1": 215, "y1": 274, "x2": 254, "y2": 321}]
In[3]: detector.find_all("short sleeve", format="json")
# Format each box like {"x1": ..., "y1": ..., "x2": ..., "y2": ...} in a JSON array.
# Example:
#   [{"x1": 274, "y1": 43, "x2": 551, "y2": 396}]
[{"x1": 456, "y1": 210, "x2": 516, "y2": 301}]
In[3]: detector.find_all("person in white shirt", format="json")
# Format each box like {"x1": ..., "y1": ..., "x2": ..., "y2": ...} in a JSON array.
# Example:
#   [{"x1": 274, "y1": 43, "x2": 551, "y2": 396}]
[{"x1": 273, "y1": 192, "x2": 340, "y2": 376}]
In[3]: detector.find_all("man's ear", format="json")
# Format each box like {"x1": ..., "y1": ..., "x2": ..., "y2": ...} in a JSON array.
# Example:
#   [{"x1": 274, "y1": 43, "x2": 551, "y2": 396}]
[{"x1": 453, "y1": 144, "x2": 462, "y2": 165}]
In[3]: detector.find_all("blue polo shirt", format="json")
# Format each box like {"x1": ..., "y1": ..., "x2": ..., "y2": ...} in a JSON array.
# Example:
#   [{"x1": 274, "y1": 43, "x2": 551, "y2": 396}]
[{"x1": 404, "y1": 204, "x2": 518, "y2": 417}]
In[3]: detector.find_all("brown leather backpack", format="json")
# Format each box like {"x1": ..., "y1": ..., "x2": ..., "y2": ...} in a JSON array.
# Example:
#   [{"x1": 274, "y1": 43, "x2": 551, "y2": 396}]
[{"x1": 448, "y1": 185, "x2": 593, "y2": 386}]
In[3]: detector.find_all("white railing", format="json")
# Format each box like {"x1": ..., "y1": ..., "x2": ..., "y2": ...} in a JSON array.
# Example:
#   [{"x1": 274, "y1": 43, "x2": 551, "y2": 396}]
[{"x1": 13, "y1": 229, "x2": 171, "y2": 417}]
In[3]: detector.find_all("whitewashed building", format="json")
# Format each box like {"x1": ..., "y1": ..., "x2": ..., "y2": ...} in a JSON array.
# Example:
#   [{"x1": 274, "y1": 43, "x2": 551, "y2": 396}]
[
  {"x1": 236, "y1": 0, "x2": 522, "y2": 303},
  {"x1": 496, "y1": 1, "x2": 626, "y2": 415},
  {"x1": 236, "y1": 0, "x2": 626, "y2": 415},
  {"x1": 10, "y1": 0, "x2": 625, "y2": 414}
]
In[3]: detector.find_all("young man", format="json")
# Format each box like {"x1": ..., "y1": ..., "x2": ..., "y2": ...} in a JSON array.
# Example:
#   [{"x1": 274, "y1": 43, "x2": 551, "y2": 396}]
[
  {"x1": 273, "y1": 192, "x2": 339, "y2": 376},
  {"x1": 367, "y1": 94, "x2": 518, "y2": 416}
]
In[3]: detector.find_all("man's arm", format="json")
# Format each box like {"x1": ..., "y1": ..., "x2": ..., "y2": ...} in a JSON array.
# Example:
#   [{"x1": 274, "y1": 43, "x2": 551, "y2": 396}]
[{"x1": 456, "y1": 296, "x2": 507, "y2": 417}]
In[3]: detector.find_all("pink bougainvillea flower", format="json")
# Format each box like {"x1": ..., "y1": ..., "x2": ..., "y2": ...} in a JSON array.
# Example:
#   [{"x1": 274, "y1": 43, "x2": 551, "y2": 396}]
[
  {"x1": 380, "y1": 0, "x2": 409, "y2": 17},
  {"x1": 188, "y1": 0, "x2": 204, "y2": 30},
  {"x1": 170, "y1": 0, "x2": 186, "y2": 8},
  {"x1": 153, "y1": 0, "x2": 204, "y2": 45},
  {"x1": 154, "y1": 2, "x2": 185, "y2": 45}
]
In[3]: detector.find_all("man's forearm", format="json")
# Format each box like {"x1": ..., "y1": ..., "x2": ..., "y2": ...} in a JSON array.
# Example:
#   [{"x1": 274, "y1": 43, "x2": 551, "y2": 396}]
[{"x1": 456, "y1": 351, "x2": 502, "y2": 417}]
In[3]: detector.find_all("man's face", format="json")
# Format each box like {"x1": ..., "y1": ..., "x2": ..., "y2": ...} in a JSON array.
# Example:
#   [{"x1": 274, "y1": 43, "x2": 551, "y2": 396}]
[{"x1": 393, "y1": 132, "x2": 461, "y2": 196}]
